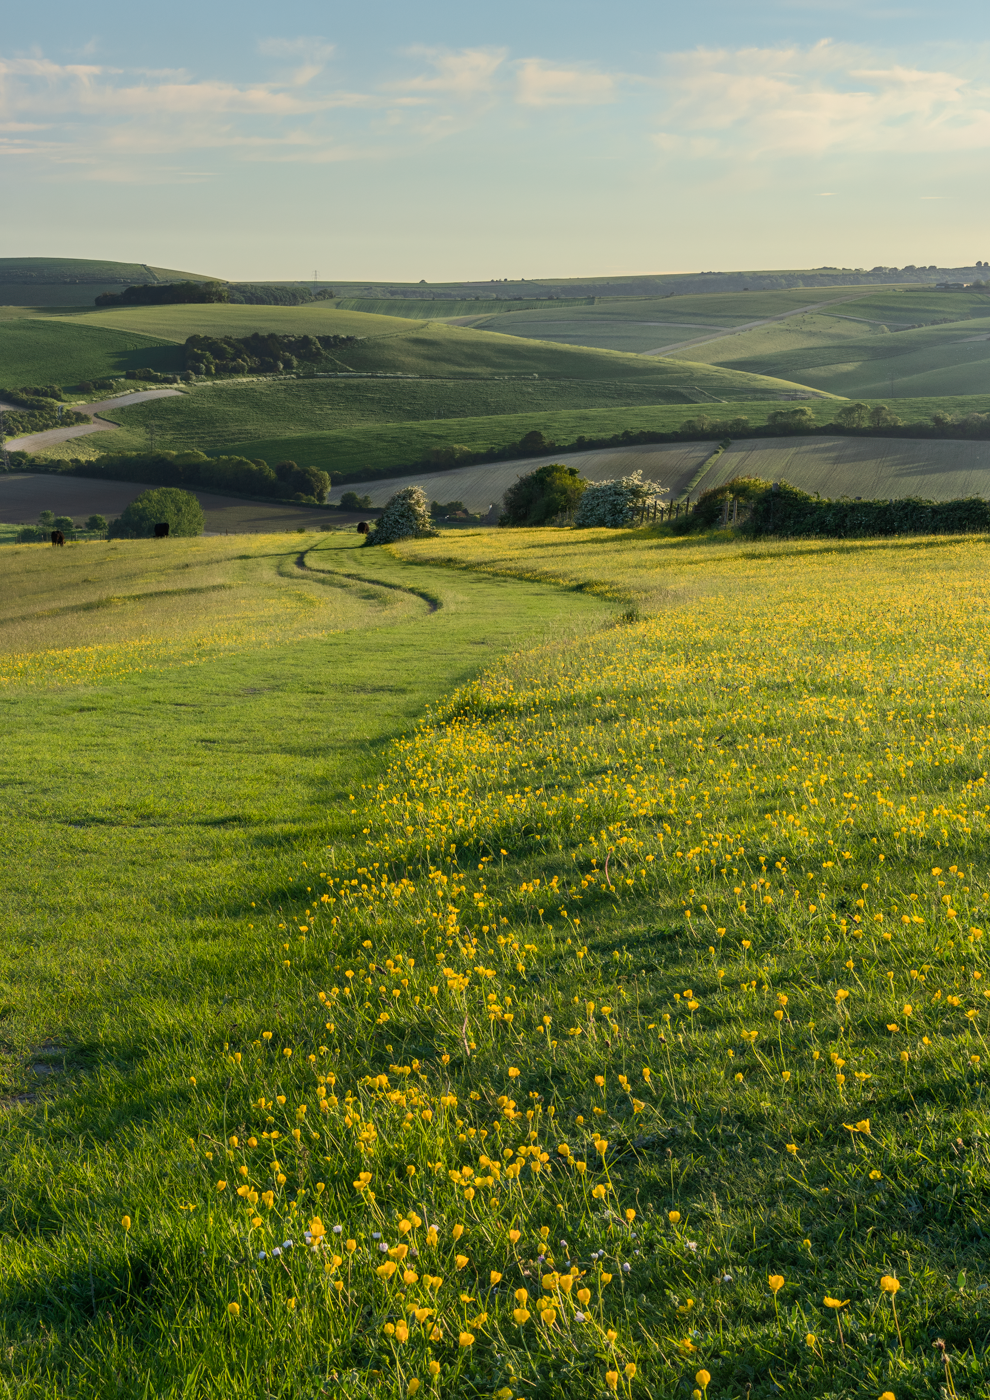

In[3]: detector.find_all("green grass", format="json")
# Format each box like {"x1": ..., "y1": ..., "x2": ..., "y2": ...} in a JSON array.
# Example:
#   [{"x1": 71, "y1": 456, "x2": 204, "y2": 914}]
[
  {"x1": 215, "y1": 394, "x2": 990, "y2": 483},
  {"x1": 0, "y1": 259, "x2": 223, "y2": 307},
  {"x1": 46, "y1": 304, "x2": 423, "y2": 340},
  {"x1": 333, "y1": 298, "x2": 597, "y2": 319},
  {"x1": 2, "y1": 525, "x2": 989, "y2": 1397},
  {"x1": 0, "y1": 320, "x2": 182, "y2": 389}
]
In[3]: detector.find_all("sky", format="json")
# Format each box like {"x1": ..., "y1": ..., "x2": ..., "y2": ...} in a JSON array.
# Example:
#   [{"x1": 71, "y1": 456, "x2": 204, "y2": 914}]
[{"x1": 2, "y1": 0, "x2": 989, "y2": 281}]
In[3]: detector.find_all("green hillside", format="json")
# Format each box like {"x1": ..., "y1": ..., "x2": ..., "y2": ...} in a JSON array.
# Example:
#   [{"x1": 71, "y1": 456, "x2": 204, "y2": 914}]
[
  {"x1": 216, "y1": 392, "x2": 990, "y2": 482},
  {"x1": 51, "y1": 303, "x2": 417, "y2": 340},
  {"x1": 0, "y1": 320, "x2": 182, "y2": 387},
  {"x1": 673, "y1": 312, "x2": 990, "y2": 398},
  {"x1": 0, "y1": 257, "x2": 221, "y2": 307}
]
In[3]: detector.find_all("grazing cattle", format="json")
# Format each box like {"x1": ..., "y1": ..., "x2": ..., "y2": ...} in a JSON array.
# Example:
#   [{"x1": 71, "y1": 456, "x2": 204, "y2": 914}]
[
  {"x1": 154, "y1": 522, "x2": 170, "y2": 538},
  {"x1": 50, "y1": 530, "x2": 64, "y2": 547},
  {"x1": 356, "y1": 520, "x2": 370, "y2": 535}
]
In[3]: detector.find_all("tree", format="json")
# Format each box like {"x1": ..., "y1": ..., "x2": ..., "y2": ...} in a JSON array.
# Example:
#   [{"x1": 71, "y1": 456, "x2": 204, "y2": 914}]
[
  {"x1": 574, "y1": 471, "x2": 667, "y2": 528},
  {"x1": 107, "y1": 487, "x2": 205, "y2": 539},
  {"x1": 340, "y1": 491, "x2": 373, "y2": 511},
  {"x1": 85, "y1": 514, "x2": 108, "y2": 532},
  {"x1": 38, "y1": 510, "x2": 55, "y2": 528},
  {"x1": 835, "y1": 403, "x2": 869, "y2": 428},
  {"x1": 500, "y1": 464, "x2": 586, "y2": 526},
  {"x1": 868, "y1": 404, "x2": 902, "y2": 428},
  {"x1": 53, "y1": 515, "x2": 75, "y2": 534},
  {"x1": 767, "y1": 407, "x2": 816, "y2": 431},
  {"x1": 365, "y1": 486, "x2": 439, "y2": 545},
  {"x1": 430, "y1": 499, "x2": 467, "y2": 518}
]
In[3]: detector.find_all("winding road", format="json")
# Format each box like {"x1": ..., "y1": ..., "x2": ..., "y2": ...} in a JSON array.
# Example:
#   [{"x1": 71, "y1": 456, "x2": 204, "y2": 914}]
[{"x1": 4, "y1": 388, "x2": 183, "y2": 454}]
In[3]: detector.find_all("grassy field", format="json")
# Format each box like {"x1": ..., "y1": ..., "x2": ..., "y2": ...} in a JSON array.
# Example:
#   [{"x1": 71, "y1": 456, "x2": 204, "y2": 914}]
[
  {"x1": 2, "y1": 523, "x2": 988, "y2": 1397},
  {"x1": 666, "y1": 301, "x2": 990, "y2": 400},
  {"x1": 0, "y1": 320, "x2": 182, "y2": 388},
  {"x1": 219, "y1": 394, "x2": 990, "y2": 484},
  {"x1": 94, "y1": 377, "x2": 730, "y2": 461}
]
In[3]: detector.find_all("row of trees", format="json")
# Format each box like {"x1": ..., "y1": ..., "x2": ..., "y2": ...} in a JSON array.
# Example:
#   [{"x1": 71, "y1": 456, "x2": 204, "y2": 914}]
[
  {"x1": 94, "y1": 281, "x2": 229, "y2": 308},
  {"x1": 16, "y1": 510, "x2": 106, "y2": 542},
  {"x1": 15, "y1": 450, "x2": 330, "y2": 504}
]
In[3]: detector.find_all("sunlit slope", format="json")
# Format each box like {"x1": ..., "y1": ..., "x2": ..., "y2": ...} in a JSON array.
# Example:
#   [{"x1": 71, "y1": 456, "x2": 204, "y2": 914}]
[
  {"x1": 47, "y1": 303, "x2": 423, "y2": 341},
  {"x1": 667, "y1": 302, "x2": 990, "y2": 398},
  {"x1": 49, "y1": 305, "x2": 826, "y2": 395},
  {"x1": 0, "y1": 534, "x2": 424, "y2": 687}
]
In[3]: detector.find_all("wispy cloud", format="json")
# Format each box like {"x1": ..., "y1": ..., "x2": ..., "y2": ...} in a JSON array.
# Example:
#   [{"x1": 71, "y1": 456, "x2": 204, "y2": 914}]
[
  {"x1": 515, "y1": 59, "x2": 615, "y2": 106},
  {"x1": 652, "y1": 42, "x2": 990, "y2": 158},
  {"x1": 389, "y1": 46, "x2": 507, "y2": 98}
]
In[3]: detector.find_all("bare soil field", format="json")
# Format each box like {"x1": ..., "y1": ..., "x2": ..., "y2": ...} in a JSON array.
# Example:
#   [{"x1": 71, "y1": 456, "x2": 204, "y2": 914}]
[
  {"x1": 326, "y1": 441, "x2": 717, "y2": 513},
  {"x1": 701, "y1": 435, "x2": 990, "y2": 500},
  {"x1": 0, "y1": 475, "x2": 366, "y2": 534}
]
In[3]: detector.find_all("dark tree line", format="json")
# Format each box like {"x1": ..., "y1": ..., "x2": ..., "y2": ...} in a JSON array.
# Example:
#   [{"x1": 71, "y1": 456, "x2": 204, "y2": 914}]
[
  {"x1": 183, "y1": 332, "x2": 356, "y2": 377},
  {"x1": 94, "y1": 281, "x2": 230, "y2": 308}
]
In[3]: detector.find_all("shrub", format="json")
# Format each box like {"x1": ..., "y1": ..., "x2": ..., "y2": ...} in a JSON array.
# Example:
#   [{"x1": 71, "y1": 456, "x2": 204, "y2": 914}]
[
  {"x1": 430, "y1": 499, "x2": 467, "y2": 519},
  {"x1": 340, "y1": 491, "x2": 373, "y2": 511},
  {"x1": 573, "y1": 470, "x2": 666, "y2": 528},
  {"x1": 501, "y1": 464, "x2": 586, "y2": 527},
  {"x1": 107, "y1": 487, "x2": 205, "y2": 539},
  {"x1": 365, "y1": 486, "x2": 439, "y2": 545},
  {"x1": 744, "y1": 480, "x2": 990, "y2": 538},
  {"x1": 691, "y1": 475, "x2": 773, "y2": 529},
  {"x1": 16, "y1": 526, "x2": 45, "y2": 543}
]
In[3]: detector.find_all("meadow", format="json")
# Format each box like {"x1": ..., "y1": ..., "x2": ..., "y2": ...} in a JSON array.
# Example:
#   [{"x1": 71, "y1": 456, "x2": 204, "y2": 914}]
[{"x1": 1, "y1": 519, "x2": 988, "y2": 1399}]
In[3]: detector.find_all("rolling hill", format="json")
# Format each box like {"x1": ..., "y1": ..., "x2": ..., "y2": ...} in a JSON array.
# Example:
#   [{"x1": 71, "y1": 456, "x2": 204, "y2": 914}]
[{"x1": 0, "y1": 256, "x2": 221, "y2": 307}]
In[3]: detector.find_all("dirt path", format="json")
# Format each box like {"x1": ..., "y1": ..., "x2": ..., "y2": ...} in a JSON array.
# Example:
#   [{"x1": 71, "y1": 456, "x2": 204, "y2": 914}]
[
  {"x1": 5, "y1": 388, "x2": 183, "y2": 454},
  {"x1": 639, "y1": 291, "x2": 879, "y2": 357}
]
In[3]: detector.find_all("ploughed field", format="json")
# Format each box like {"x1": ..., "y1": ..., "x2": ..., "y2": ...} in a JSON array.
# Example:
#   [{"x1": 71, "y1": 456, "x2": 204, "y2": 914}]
[
  {"x1": 1, "y1": 523, "x2": 988, "y2": 1399},
  {"x1": 327, "y1": 443, "x2": 716, "y2": 514}
]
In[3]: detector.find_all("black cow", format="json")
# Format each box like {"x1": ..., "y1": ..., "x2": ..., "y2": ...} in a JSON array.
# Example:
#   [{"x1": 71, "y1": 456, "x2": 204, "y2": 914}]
[
  {"x1": 50, "y1": 530, "x2": 64, "y2": 547},
  {"x1": 154, "y1": 522, "x2": 170, "y2": 539},
  {"x1": 356, "y1": 521, "x2": 369, "y2": 535}
]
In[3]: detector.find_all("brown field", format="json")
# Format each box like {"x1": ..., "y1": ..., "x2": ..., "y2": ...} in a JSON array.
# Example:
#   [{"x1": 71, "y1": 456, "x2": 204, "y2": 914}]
[
  {"x1": 0, "y1": 474, "x2": 370, "y2": 534},
  {"x1": 700, "y1": 435, "x2": 990, "y2": 500},
  {"x1": 327, "y1": 441, "x2": 717, "y2": 513}
]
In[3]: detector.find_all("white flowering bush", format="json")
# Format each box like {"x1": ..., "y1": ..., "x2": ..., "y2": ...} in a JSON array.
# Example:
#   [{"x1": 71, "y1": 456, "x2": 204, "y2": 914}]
[
  {"x1": 573, "y1": 471, "x2": 667, "y2": 529},
  {"x1": 366, "y1": 486, "x2": 440, "y2": 545}
]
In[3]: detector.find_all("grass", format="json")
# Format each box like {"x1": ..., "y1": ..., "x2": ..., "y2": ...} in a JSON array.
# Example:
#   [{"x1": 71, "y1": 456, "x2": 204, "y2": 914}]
[
  {"x1": 46, "y1": 304, "x2": 425, "y2": 340},
  {"x1": 219, "y1": 394, "x2": 990, "y2": 485},
  {"x1": 1, "y1": 521, "x2": 989, "y2": 1397},
  {"x1": 668, "y1": 305, "x2": 990, "y2": 400},
  {"x1": 0, "y1": 320, "x2": 182, "y2": 388}
]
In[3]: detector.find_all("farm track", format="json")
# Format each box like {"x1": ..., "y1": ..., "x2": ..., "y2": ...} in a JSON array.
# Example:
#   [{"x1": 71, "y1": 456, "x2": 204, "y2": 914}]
[{"x1": 6, "y1": 388, "x2": 183, "y2": 453}]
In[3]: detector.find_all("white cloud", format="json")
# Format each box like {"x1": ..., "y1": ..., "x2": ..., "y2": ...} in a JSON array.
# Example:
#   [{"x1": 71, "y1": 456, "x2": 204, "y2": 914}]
[
  {"x1": 652, "y1": 42, "x2": 990, "y2": 158},
  {"x1": 390, "y1": 47, "x2": 507, "y2": 98},
  {"x1": 515, "y1": 59, "x2": 615, "y2": 106}
]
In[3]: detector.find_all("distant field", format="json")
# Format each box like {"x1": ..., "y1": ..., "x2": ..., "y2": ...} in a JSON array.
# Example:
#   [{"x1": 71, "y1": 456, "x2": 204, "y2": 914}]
[
  {"x1": 703, "y1": 435, "x2": 990, "y2": 501},
  {"x1": 100, "y1": 367, "x2": 797, "y2": 461},
  {"x1": 333, "y1": 297, "x2": 595, "y2": 318},
  {"x1": 0, "y1": 474, "x2": 342, "y2": 534},
  {"x1": 0, "y1": 319, "x2": 182, "y2": 388},
  {"x1": 0, "y1": 257, "x2": 221, "y2": 307},
  {"x1": 667, "y1": 299, "x2": 990, "y2": 399},
  {"x1": 227, "y1": 394, "x2": 990, "y2": 483},
  {"x1": 326, "y1": 442, "x2": 716, "y2": 513},
  {"x1": 45, "y1": 303, "x2": 420, "y2": 341}
]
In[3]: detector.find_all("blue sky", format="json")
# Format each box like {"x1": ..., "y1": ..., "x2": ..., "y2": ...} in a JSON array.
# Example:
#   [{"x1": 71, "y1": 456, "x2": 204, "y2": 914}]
[{"x1": 2, "y1": 0, "x2": 989, "y2": 280}]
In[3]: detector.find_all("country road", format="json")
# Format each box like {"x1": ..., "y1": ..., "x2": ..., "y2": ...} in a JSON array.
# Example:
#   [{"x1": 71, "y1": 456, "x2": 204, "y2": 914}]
[{"x1": 5, "y1": 388, "x2": 183, "y2": 454}]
